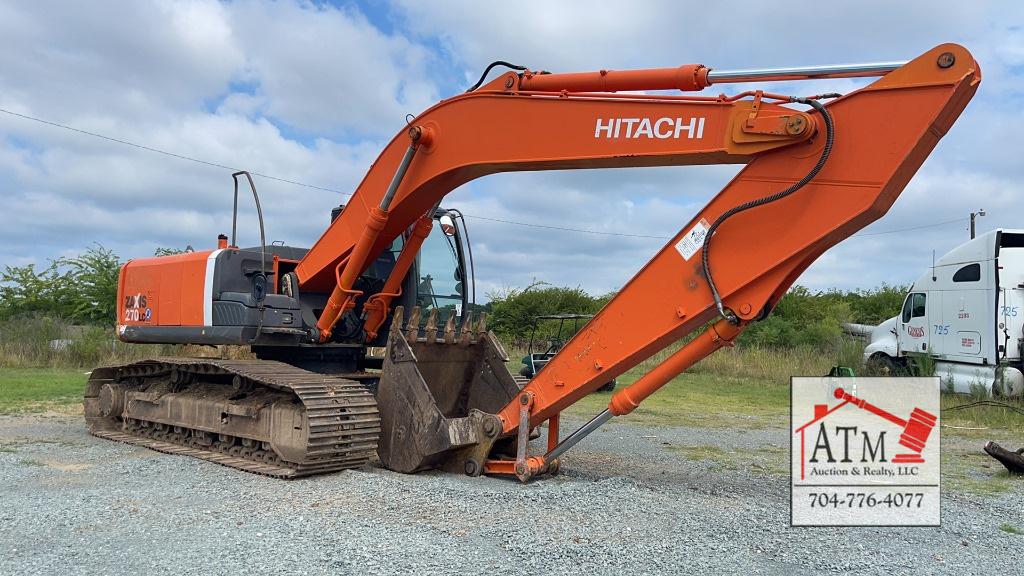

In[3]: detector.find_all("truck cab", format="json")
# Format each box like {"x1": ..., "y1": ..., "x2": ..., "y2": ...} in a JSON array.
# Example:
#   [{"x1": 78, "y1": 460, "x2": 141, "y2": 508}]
[{"x1": 864, "y1": 229, "x2": 1024, "y2": 396}]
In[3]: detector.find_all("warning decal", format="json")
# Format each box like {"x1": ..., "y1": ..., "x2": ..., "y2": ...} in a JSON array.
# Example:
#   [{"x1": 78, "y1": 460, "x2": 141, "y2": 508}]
[{"x1": 675, "y1": 218, "x2": 710, "y2": 261}]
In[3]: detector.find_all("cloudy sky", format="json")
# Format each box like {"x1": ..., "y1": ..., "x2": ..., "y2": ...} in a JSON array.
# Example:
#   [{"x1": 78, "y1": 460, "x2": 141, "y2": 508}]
[{"x1": 1, "y1": 1, "x2": 1021, "y2": 300}]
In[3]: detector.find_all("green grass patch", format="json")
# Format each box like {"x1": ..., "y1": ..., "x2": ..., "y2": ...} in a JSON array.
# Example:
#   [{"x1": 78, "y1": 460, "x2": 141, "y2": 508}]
[
  {"x1": 0, "y1": 367, "x2": 87, "y2": 413},
  {"x1": 668, "y1": 443, "x2": 788, "y2": 476},
  {"x1": 940, "y1": 448, "x2": 1018, "y2": 495},
  {"x1": 999, "y1": 523, "x2": 1024, "y2": 535},
  {"x1": 941, "y1": 393, "x2": 1024, "y2": 437},
  {"x1": 563, "y1": 370, "x2": 789, "y2": 428}
]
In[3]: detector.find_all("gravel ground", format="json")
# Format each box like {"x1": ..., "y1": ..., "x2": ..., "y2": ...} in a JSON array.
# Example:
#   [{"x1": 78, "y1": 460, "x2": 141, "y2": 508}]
[{"x1": 1, "y1": 413, "x2": 1021, "y2": 575}]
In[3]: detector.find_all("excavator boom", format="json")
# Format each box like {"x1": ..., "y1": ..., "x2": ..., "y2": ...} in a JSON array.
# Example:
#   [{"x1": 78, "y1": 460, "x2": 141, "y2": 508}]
[
  {"x1": 288, "y1": 44, "x2": 978, "y2": 480},
  {"x1": 286, "y1": 43, "x2": 974, "y2": 479}
]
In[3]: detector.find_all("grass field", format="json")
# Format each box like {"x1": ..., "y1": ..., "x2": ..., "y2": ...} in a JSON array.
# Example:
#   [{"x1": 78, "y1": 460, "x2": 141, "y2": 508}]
[
  {"x1": 564, "y1": 370, "x2": 790, "y2": 428},
  {"x1": 0, "y1": 367, "x2": 87, "y2": 413},
  {"x1": 2, "y1": 362, "x2": 1022, "y2": 435}
]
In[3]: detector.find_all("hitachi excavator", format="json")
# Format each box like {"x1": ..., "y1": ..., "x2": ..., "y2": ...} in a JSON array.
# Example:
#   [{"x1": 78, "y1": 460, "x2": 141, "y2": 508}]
[{"x1": 85, "y1": 44, "x2": 980, "y2": 481}]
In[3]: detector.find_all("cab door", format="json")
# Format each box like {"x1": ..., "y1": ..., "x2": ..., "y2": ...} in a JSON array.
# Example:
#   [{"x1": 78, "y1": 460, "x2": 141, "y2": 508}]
[
  {"x1": 408, "y1": 210, "x2": 470, "y2": 322},
  {"x1": 898, "y1": 292, "x2": 929, "y2": 355}
]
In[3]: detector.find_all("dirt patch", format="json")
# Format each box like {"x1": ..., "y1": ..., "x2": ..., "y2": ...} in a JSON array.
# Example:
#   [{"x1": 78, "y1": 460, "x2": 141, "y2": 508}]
[{"x1": 43, "y1": 460, "x2": 92, "y2": 472}]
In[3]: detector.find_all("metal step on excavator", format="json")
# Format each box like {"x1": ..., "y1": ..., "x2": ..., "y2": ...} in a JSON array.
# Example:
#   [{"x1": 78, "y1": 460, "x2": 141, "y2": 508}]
[{"x1": 90, "y1": 43, "x2": 980, "y2": 481}]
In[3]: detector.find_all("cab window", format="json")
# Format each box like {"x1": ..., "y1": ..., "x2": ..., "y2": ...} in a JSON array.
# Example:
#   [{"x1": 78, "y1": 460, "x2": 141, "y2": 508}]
[
  {"x1": 902, "y1": 292, "x2": 926, "y2": 322},
  {"x1": 952, "y1": 263, "x2": 980, "y2": 282},
  {"x1": 415, "y1": 223, "x2": 464, "y2": 318}
]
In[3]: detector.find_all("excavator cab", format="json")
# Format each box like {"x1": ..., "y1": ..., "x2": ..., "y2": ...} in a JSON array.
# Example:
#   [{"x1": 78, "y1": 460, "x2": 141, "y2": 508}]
[
  {"x1": 335, "y1": 204, "x2": 475, "y2": 348},
  {"x1": 408, "y1": 210, "x2": 470, "y2": 325}
]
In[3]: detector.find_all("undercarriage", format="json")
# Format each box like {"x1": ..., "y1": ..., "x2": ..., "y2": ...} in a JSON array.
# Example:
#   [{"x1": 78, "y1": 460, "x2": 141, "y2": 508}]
[{"x1": 84, "y1": 358, "x2": 380, "y2": 478}]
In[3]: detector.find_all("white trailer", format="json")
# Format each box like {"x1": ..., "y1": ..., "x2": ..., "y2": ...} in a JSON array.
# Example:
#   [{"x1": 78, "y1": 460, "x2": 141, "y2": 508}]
[{"x1": 862, "y1": 229, "x2": 1024, "y2": 397}]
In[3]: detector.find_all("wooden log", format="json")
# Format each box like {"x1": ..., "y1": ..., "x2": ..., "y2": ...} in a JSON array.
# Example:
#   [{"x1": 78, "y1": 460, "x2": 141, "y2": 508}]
[{"x1": 983, "y1": 441, "x2": 1024, "y2": 474}]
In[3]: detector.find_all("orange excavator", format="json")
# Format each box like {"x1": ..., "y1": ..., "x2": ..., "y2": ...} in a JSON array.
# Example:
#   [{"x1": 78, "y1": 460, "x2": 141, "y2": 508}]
[{"x1": 85, "y1": 44, "x2": 980, "y2": 481}]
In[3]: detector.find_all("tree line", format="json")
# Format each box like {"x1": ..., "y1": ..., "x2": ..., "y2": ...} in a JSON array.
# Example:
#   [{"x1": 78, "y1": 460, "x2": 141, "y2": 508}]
[
  {"x1": 485, "y1": 282, "x2": 907, "y2": 349},
  {"x1": 0, "y1": 245, "x2": 187, "y2": 326},
  {"x1": 1, "y1": 245, "x2": 907, "y2": 349}
]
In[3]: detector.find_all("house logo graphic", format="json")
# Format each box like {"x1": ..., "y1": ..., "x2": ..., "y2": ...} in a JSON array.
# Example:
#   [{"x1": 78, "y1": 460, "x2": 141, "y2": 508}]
[{"x1": 790, "y1": 377, "x2": 940, "y2": 527}]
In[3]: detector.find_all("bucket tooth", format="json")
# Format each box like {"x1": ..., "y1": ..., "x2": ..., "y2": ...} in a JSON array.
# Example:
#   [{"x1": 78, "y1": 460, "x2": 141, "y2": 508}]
[
  {"x1": 405, "y1": 306, "x2": 422, "y2": 341},
  {"x1": 459, "y1": 314, "x2": 474, "y2": 346},
  {"x1": 376, "y1": 319, "x2": 523, "y2": 474},
  {"x1": 476, "y1": 313, "x2": 487, "y2": 338},
  {"x1": 444, "y1": 313, "x2": 457, "y2": 344},
  {"x1": 392, "y1": 306, "x2": 405, "y2": 336},
  {"x1": 424, "y1": 309, "x2": 439, "y2": 342}
]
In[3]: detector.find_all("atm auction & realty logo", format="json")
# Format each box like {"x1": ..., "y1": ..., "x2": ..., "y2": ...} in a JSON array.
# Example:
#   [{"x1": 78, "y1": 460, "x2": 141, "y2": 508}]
[{"x1": 790, "y1": 377, "x2": 940, "y2": 527}]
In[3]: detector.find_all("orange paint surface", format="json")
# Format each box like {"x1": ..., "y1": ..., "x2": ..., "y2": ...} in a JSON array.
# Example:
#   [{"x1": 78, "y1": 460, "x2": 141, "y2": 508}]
[{"x1": 118, "y1": 250, "x2": 211, "y2": 328}]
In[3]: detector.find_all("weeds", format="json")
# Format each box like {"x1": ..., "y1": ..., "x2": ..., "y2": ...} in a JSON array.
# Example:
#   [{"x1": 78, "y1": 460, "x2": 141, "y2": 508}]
[
  {"x1": 510, "y1": 335, "x2": 860, "y2": 388},
  {"x1": 0, "y1": 315, "x2": 252, "y2": 369},
  {"x1": 999, "y1": 523, "x2": 1024, "y2": 536},
  {"x1": 905, "y1": 351, "x2": 937, "y2": 377},
  {"x1": 941, "y1": 394, "x2": 1024, "y2": 434}
]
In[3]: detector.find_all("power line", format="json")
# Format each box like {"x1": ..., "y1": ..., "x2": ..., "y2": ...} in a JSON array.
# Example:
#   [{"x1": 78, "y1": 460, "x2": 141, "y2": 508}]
[
  {"x1": 0, "y1": 106, "x2": 969, "y2": 241},
  {"x1": 463, "y1": 214, "x2": 668, "y2": 239},
  {"x1": 467, "y1": 214, "x2": 966, "y2": 241},
  {"x1": 851, "y1": 217, "x2": 965, "y2": 237},
  {"x1": 0, "y1": 107, "x2": 351, "y2": 196}
]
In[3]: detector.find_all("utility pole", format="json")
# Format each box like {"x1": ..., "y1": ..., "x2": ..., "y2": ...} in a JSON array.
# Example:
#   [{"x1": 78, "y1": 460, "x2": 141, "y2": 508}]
[{"x1": 970, "y1": 208, "x2": 986, "y2": 239}]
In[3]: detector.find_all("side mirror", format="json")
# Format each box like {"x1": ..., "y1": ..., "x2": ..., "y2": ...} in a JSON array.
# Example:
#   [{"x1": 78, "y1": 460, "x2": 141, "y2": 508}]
[
  {"x1": 454, "y1": 282, "x2": 463, "y2": 295},
  {"x1": 439, "y1": 214, "x2": 456, "y2": 237}
]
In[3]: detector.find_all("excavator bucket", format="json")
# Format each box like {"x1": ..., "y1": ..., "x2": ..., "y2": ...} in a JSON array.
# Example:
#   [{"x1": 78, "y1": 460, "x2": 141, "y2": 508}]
[{"x1": 376, "y1": 306, "x2": 521, "y2": 474}]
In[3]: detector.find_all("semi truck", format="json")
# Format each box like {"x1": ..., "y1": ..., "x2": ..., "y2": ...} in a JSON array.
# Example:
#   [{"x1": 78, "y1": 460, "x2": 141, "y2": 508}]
[{"x1": 860, "y1": 229, "x2": 1024, "y2": 397}]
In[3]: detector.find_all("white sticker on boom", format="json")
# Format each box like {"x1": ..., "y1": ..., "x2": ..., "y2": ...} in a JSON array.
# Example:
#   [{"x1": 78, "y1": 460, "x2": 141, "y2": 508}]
[{"x1": 675, "y1": 218, "x2": 710, "y2": 261}]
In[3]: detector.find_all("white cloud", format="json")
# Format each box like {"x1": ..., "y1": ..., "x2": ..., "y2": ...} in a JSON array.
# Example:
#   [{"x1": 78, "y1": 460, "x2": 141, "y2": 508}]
[
  {"x1": 0, "y1": 0, "x2": 435, "y2": 272},
  {"x1": 228, "y1": 0, "x2": 438, "y2": 136},
  {"x1": 0, "y1": 1, "x2": 243, "y2": 121},
  {"x1": 0, "y1": 0, "x2": 1022, "y2": 309}
]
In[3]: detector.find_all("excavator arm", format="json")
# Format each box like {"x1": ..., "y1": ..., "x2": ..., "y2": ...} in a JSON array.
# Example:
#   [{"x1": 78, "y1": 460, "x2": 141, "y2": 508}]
[{"x1": 295, "y1": 44, "x2": 979, "y2": 480}]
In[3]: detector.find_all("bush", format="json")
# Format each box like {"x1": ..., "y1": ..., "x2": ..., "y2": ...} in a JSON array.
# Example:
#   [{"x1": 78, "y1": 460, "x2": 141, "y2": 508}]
[
  {"x1": 844, "y1": 284, "x2": 909, "y2": 325},
  {"x1": 739, "y1": 286, "x2": 851, "y2": 349},
  {"x1": 736, "y1": 285, "x2": 909, "y2": 350},
  {"x1": 0, "y1": 244, "x2": 121, "y2": 326},
  {"x1": 0, "y1": 315, "x2": 177, "y2": 368},
  {"x1": 488, "y1": 282, "x2": 603, "y2": 345},
  {"x1": 488, "y1": 282, "x2": 907, "y2": 352}
]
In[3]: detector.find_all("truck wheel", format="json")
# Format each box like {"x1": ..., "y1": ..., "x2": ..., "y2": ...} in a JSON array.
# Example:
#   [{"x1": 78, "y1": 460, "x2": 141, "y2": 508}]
[
  {"x1": 866, "y1": 354, "x2": 897, "y2": 376},
  {"x1": 596, "y1": 380, "x2": 617, "y2": 393},
  {"x1": 994, "y1": 366, "x2": 1024, "y2": 398},
  {"x1": 519, "y1": 366, "x2": 533, "y2": 378}
]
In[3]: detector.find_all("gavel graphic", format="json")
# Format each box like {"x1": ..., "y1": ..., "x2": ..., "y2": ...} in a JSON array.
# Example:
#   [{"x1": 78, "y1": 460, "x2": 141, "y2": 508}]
[{"x1": 833, "y1": 388, "x2": 937, "y2": 463}]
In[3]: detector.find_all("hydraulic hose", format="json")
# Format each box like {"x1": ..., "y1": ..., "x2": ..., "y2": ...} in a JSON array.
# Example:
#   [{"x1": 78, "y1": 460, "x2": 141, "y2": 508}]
[
  {"x1": 701, "y1": 97, "x2": 836, "y2": 323},
  {"x1": 465, "y1": 61, "x2": 528, "y2": 92}
]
